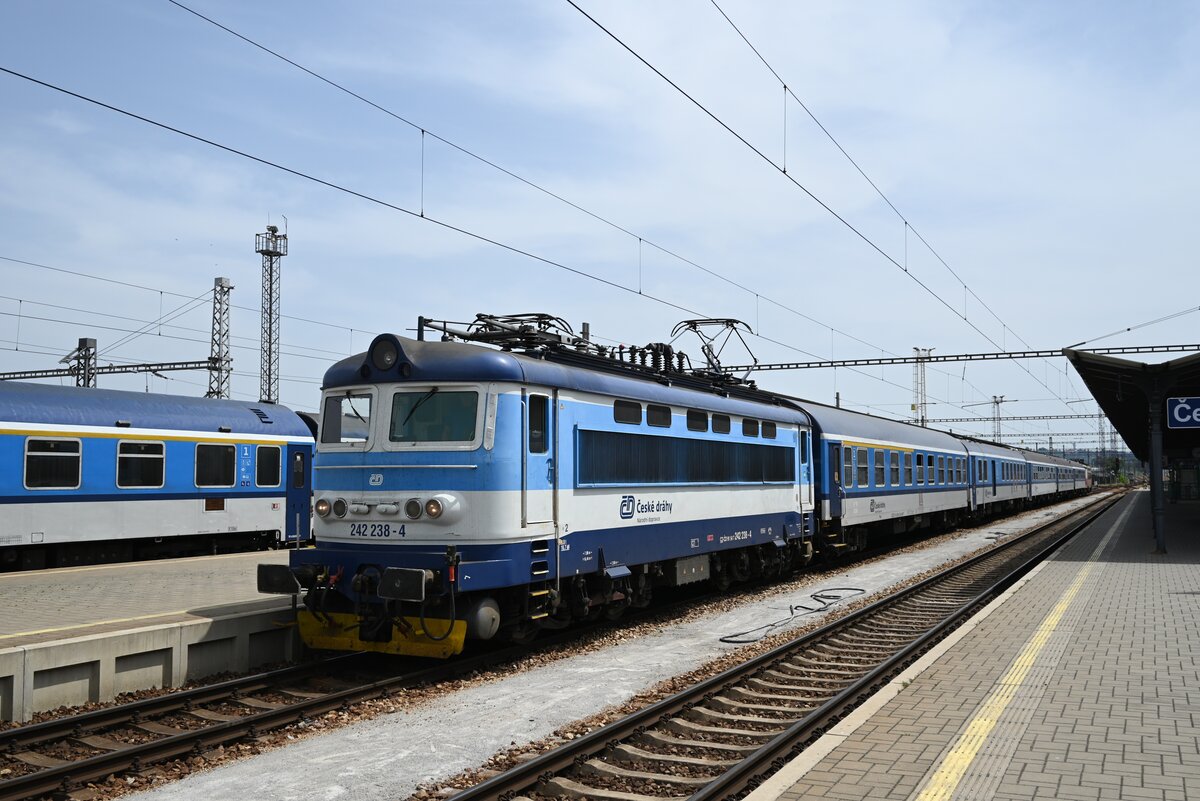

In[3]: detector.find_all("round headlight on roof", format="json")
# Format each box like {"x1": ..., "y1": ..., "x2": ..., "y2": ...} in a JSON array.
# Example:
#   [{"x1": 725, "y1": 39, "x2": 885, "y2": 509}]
[{"x1": 370, "y1": 338, "x2": 399, "y2": 371}]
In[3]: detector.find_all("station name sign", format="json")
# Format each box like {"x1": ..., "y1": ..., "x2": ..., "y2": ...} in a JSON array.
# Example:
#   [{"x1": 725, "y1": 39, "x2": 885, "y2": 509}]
[{"x1": 1167, "y1": 397, "x2": 1200, "y2": 429}]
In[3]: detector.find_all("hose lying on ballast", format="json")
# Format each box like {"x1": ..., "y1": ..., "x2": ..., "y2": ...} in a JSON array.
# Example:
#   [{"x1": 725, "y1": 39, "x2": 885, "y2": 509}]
[{"x1": 719, "y1": 587, "x2": 865, "y2": 644}]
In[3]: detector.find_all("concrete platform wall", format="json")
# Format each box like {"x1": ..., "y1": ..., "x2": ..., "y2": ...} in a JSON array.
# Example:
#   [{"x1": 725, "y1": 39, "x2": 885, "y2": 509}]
[{"x1": 0, "y1": 602, "x2": 297, "y2": 722}]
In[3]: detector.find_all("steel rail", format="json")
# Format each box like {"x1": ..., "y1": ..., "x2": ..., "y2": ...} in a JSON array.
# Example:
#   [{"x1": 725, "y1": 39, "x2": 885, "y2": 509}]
[{"x1": 447, "y1": 492, "x2": 1121, "y2": 801}]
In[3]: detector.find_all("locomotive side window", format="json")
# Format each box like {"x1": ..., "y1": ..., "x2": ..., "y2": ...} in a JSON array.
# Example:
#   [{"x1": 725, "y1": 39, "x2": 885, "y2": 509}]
[
  {"x1": 390, "y1": 390, "x2": 478, "y2": 443},
  {"x1": 687, "y1": 409, "x2": 708, "y2": 431},
  {"x1": 614, "y1": 400, "x2": 642, "y2": 425},
  {"x1": 117, "y1": 441, "x2": 165, "y2": 488},
  {"x1": 742, "y1": 418, "x2": 759, "y2": 437},
  {"x1": 647, "y1": 404, "x2": 672, "y2": 428},
  {"x1": 256, "y1": 445, "x2": 282, "y2": 487},
  {"x1": 762, "y1": 421, "x2": 776, "y2": 439},
  {"x1": 577, "y1": 430, "x2": 794, "y2": 485},
  {"x1": 529, "y1": 394, "x2": 549, "y2": 454},
  {"x1": 195, "y1": 444, "x2": 236, "y2": 487},
  {"x1": 321, "y1": 392, "x2": 372, "y2": 444},
  {"x1": 712, "y1": 414, "x2": 731, "y2": 434},
  {"x1": 25, "y1": 437, "x2": 81, "y2": 489}
]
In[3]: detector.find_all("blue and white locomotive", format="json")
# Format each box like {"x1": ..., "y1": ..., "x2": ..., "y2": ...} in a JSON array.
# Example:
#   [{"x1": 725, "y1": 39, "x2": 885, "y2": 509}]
[
  {"x1": 0, "y1": 381, "x2": 315, "y2": 570},
  {"x1": 260, "y1": 314, "x2": 1088, "y2": 658}
]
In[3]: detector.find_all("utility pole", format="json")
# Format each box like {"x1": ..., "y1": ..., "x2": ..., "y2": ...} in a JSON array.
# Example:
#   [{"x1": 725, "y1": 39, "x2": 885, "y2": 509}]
[
  {"x1": 991, "y1": 395, "x2": 1006, "y2": 441},
  {"x1": 912, "y1": 347, "x2": 932, "y2": 427},
  {"x1": 207, "y1": 277, "x2": 232, "y2": 399},
  {"x1": 256, "y1": 224, "x2": 287, "y2": 404}
]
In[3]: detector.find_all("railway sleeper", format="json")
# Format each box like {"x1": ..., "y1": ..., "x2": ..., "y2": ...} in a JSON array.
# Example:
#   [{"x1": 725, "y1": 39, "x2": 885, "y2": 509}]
[
  {"x1": 608, "y1": 743, "x2": 740, "y2": 769},
  {"x1": 824, "y1": 635, "x2": 908, "y2": 653},
  {"x1": 637, "y1": 730, "x2": 762, "y2": 755},
  {"x1": 72, "y1": 734, "x2": 125, "y2": 752},
  {"x1": 578, "y1": 757, "x2": 715, "y2": 787},
  {"x1": 10, "y1": 750, "x2": 70, "y2": 768},
  {"x1": 133, "y1": 721, "x2": 187, "y2": 736},
  {"x1": 746, "y1": 677, "x2": 838, "y2": 697},
  {"x1": 729, "y1": 684, "x2": 835, "y2": 704},
  {"x1": 710, "y1": 690, "x2": 812, "y2": 710},
  {"x1": 661, "y1": 717, "x2": 778, "y2": 742},
  {"x1": 544, "y1": 774, "x2": 687, "y2": 801},
  {"x1": 683, "y1": 705, "x2": 798, "y2": 727},
  {"x1": 766, "y1": 664, "x2": 861, "y2": 681}
]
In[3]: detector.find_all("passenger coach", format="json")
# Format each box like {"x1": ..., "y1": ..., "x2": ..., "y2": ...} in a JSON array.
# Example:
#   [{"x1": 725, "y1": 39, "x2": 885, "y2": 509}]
[{"x1": 0, "y1": 381, "x2": 314, "y2": 570}]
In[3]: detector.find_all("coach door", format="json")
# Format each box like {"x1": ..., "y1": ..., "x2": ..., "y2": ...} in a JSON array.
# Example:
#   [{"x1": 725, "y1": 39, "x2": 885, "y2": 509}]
[
  {"x1": 523, "y1": 389, "x2": 557, "y2": 529},
  {"x1": 285, "y1": 445, "x2": 310, "y2": 543},
  {"x1": 826, "y1": 441, "x2": 843, "y2": 520}
]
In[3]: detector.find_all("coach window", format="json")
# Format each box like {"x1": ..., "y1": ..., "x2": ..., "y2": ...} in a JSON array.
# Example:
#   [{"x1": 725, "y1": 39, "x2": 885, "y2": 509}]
[
  {"x1": 613, "y1": 400, "x2": 642, "y2": 424},
  {"x1": 842, "y1": 446, "x2": 853, "y2": 486},
  {"x1": 647, "y1": 404, "x2": 671, "y2": 428},
  {"x1": 712, "y1": 414, "x2": 731, "y2": 434},
  {"x1": 742, "y1": 418, "x2": 759, "y2": 437},
  {"x1": 800, "y1": 431, "x2": 809, "y2": 464},
  {"x1": 903, "y1": 453, "x2": 913, "y2": 485},
  {"x1": 856, "y1": 448, "x2": 868, "y2": 487},
  {"x1": 255, "y1": 445, "x2": 282, "y2": 487},
  {"x1": 875, "y1": 451, "x2": 885, "y2": 486},
  {"x1": 890, "y1": 452, "x2": 900, "y2": 486},
  {"x1": 762, "y1": 421, "x2": 776, "y2": 439},
  {"x1": 292, "y1": 451, "x2": 307, "y2": 488},
  {"x1": 529, "y1": 395, "x2": 550, "y2": 453},
  {"x1": 687, "y1": 409, "x2": 708, "y2": 432},
  {"x1": 957, "y1": 458, "x2": 964, "y2": 484},
  {"x1": 196, "y1": 443, "x2": 236, "y2": 487},
  {"x1": 915, "y1": 453, "x2": 925, "y2": 484},
  {"x1": 938, "y1": 455, "x2": 946, "y2": 484},
  {"x1": 25, "y1": 437, "x2": 81, "y2": 489},
  {"x1": 321, "y1": 392, "x2": 372, "y2": 445},
  {"x1": 117, "y1": 441, "x2": 165, "y2": 488}
]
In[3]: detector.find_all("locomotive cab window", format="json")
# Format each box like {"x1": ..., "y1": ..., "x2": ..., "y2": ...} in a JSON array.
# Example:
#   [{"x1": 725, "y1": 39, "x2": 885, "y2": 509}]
[
  {"x1": 712, "y1": 414, "x2": 731, "y2": 434},
  {"x1": 256, "y1": 445, "x2": 282, "y2": 487},
  {"x1": 647, "y1": 404, "x2": 672, "y2": 428},
  {"x1": 390, "y1": 389, "x2": 479, "y2": 443},
  {"x1": 117, "y1": 440, "x2": 165, "y2": 488},
  {"x1": 686, "y1": 409, "x2": 708, "y2": 432},
  {"x1": 195, "y1": 443, "x2": 236, "y2": 487},
  {"x1": 321, "y1": 391, "x2": 372, "y2": 445},
  {"x1": 25, "y1": 437, "x2": 81, "y2": 489},
  {"x1": 614, "y1": 400, "x2": 642, "y2": 425},
  {"x1": 528, "y1": 394, "x2": 549, "y2": 454}
]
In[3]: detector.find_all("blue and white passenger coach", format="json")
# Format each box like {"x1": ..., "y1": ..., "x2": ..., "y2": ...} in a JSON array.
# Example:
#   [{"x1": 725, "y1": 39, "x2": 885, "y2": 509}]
[
  {"x1": 271, "y1": 329, "x2": 817, "y2": 658},
  {"x1": 0, "y1": 381, "x2": 314, "y2": 570}
]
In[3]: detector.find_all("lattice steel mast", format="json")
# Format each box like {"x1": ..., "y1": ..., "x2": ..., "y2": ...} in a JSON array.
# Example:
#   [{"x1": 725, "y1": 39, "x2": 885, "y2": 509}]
[
  {"x1": 207, "y1": 277, "x2": 232, "y2": 398},
  {"x1": 256, "y1": 225, "x2": 287, "y2": 404}
]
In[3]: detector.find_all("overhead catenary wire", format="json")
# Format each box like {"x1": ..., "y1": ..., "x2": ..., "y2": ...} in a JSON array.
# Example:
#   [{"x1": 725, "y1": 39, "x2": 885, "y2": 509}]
[
  {"x1": 165, "y1": 0, "x2": 996, "y2": 406},
  {"x1": 3, "y1": 66, "x2": 1058, "y2": 433},
  {"x1": 565, "y1": 1, "x2": 1076, "y2": 411}
]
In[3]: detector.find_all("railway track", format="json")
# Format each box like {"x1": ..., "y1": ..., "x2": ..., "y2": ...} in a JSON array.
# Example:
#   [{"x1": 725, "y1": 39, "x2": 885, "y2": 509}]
[
  {"x1": 0, "y1": 494, "x2": 1110, "y2": 801},
  {"x1": 446, "y1": 492, "x2": 1122, "y2": 801}
]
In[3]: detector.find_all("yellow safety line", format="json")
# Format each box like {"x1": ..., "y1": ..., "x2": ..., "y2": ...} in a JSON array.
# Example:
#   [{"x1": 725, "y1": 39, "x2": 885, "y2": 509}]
[
  {"x1": 0, "y1": 610, "x2": 191, "y2": 641},
  {"x1": 914, "y1": 499, "x2": 1130, "y2": 801}
]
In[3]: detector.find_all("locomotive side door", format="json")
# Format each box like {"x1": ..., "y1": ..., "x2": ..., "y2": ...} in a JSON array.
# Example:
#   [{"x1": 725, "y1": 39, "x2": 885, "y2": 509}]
[{"x1": 523, "y1": 388, "x2": 557, "y2": 529}]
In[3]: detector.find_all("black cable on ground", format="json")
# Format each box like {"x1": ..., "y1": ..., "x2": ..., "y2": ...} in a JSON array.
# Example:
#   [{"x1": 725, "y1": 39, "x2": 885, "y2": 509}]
[{"x1": 719, "y1": 587, "x2": 865, "y2": 644}]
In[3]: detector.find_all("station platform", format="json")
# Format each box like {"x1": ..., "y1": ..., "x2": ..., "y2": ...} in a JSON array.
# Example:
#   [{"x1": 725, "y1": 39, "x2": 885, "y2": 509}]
[
  {"x1": 0, "y1": 550, "x2": 297, "y2": 722},
  {"x1": 750, "y1": 490, "x2": 1199, "y2": 801}
]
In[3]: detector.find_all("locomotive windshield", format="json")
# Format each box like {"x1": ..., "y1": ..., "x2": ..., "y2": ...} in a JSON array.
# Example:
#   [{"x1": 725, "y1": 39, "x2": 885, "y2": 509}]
[
  {"x1": 320, "y1": 392, "x2": 372, "y2": 444},
  {"x1": 389, "y1": 390, "x2": 478, "y2": 443}
]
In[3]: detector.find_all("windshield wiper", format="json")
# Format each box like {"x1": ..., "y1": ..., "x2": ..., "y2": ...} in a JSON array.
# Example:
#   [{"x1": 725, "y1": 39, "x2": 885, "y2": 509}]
[{"x1": 400, "y1": 387, "x2": 439, "y2": 428}]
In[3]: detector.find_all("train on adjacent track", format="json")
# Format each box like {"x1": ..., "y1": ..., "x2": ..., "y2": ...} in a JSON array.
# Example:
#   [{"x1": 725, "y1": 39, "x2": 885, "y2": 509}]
[
  {"x1": 0, "y1": 381, "x2": 314, "y2": 571},
  {"x1": 258, "y1": 314, "x2": 1090, "y2": 659}
]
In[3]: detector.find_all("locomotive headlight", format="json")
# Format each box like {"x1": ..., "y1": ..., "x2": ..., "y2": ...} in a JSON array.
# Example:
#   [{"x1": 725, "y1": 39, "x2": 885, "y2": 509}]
[
  {"x1": 370, "y1": 338, "x2": 399, "y2": 371},
  {"x1": 315, "y1": 498, "x2": 331, "y2": 517},
  {"x1": 404, "y1": 499, "x2": 423, "y2": 519},
  {"x1": 332, "y1": 498, "x2": 348, "y2": 518},
  {"x1": 424, "y1": 498, "x2": 444, "y2": 519}
]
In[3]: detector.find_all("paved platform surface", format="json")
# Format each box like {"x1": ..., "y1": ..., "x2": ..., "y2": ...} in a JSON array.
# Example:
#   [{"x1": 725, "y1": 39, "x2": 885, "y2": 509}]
[
  {"x1": 756, "y1": 490, "x2": 1199, "y2": 801},
  {"x1": 0, "y1": 549, "x2": 294, "y2": 648}
]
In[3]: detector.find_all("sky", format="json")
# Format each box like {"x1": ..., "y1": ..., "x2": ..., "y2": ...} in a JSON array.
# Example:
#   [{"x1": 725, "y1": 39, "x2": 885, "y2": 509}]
[{"x1": 1, "y1": 1, "x2": 1197, "y2": 452}]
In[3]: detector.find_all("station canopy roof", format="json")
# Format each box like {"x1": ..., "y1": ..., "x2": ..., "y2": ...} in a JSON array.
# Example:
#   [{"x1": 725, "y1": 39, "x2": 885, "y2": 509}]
[{"x1": 1064, "y1": 349, "x2": 1200, "y2": 463}]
